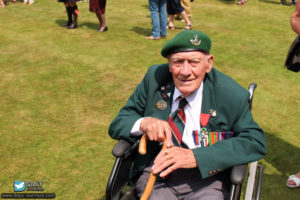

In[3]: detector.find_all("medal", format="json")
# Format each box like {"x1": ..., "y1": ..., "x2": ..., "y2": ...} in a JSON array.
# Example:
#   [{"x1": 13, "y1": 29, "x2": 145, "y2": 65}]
[{"x1": 155, "y1": 100, "x2": 167, "y2": 110}]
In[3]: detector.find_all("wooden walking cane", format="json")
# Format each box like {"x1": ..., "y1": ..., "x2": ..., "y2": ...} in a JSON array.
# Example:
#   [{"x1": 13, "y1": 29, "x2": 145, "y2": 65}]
[{"x1": 138, "y1": 134, "x2": 167, "y2": 200}]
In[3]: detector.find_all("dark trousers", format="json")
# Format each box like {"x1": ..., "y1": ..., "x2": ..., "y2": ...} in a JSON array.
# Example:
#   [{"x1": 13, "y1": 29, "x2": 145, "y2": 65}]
[{"x1": 135, "y1": 165, "x2": 230, "y2": 200}]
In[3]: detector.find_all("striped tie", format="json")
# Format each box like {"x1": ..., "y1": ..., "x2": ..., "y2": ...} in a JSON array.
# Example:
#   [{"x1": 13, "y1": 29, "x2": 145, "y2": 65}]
[{"x1": 168, "y1": 98, "x2": 188, "y2": 146}]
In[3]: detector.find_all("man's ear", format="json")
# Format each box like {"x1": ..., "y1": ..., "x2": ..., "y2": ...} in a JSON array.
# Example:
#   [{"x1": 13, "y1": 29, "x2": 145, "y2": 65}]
[{"x1": 206, "y1": 54, "x2": 214, "y2": 73}]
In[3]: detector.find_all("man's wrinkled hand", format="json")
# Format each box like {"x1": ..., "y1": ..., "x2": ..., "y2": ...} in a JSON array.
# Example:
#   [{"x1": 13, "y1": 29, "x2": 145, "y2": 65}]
[
  {"x1": 140, "y1": 117, "x2": 173, "y2": 147},
  {"x1": 151, "y1": 147, "x2": 197, "y2": 178}
]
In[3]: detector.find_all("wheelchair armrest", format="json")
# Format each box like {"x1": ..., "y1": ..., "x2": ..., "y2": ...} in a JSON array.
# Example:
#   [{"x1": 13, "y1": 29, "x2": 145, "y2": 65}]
[
  {"x1": 106, "y1": 139, "x2": 139, "y2": 200},
  {"x1": 230, "y1": 164, "x2": 248, "y2": 185},
  {"x1": 112, "y1": 139, "x2": 139, "y2": 158}
]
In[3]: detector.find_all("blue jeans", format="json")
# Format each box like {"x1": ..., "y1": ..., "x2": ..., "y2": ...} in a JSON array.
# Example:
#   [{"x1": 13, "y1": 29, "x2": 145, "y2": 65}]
[{"x1": 149, "y1": 0, "x2": 167, "y2": 37}]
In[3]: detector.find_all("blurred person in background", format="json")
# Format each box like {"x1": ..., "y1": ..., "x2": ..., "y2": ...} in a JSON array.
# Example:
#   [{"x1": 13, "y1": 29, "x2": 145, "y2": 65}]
[
  {"x1": 146, "y1": 0, "x2": 167, "y2": 40},
  {"x1": 286, "y1": 0, "x2": 300, "y2": 189},
  {"x1": 175, "y1": 0, "x2": 192, "y2": 23},
  {"x1": 89, "y1": 0, "x2": 108, "y2": 32},
  {"x1": 290, "y1": 0, "x2": 300, "y2": 35},
  {"x1": 167, "y1": 0, "x2": 192, "y2": 30},
  {"x1": 58, "y1": 0, "x2": 80, "y2": 29},
  {"x1": 1, "y1": 0, "x2": 17, "y2": 7},
  {"x1": 0, "y1": 0, "x2": 4, "y2": 8}
]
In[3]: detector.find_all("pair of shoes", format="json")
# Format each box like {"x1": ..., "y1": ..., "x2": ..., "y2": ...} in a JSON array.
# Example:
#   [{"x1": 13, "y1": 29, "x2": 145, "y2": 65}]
[
  {"x1": 98, "y1": 26, "x2": 108, "y2": 32},
  {"x1": 61, "y1": 22, "x2": 72, "y2": 27},
  {"x1": 286, "y1": 175, "x2": 300, "y2": 188},
  {"x1": 160, "y1": 35, "x2": 167, "y2": 39},
  {"x1": 67, "y1": 23, "x2": 78, "y2": 29},
  {"x1": 146, "y1": 36, "x2": 160, "y2": 40},
  {"x1": 184, "y1": 24, "x2": 192, "y2": 30},
  {"x1": 167, "y1": 25, "x2": 175, "y2": 30}
]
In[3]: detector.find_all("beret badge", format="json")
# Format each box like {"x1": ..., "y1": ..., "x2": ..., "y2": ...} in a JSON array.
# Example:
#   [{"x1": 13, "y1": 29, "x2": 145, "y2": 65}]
[{"x1": 190, "y1": 35, "x2": 201, "y2": 46}]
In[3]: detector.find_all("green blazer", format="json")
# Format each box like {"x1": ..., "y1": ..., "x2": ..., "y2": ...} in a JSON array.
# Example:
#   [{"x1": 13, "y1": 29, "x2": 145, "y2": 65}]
[{"x1": 109, "y1": 64, "x2": 266, "y2": 181}]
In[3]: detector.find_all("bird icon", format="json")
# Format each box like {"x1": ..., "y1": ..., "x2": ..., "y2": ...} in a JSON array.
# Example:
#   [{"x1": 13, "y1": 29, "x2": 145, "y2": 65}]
[
  {"x1": 15, "y1": 182, "x2": 24, "y2": 189},
  {"x1": 14, "y1": 181, "x2": 26, "y2": 192}
]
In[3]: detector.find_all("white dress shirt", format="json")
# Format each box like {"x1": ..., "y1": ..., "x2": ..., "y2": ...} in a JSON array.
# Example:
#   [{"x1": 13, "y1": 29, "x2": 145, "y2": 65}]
[{"x1": 131, "y1": 83, "x2": 204, "y2": 149}]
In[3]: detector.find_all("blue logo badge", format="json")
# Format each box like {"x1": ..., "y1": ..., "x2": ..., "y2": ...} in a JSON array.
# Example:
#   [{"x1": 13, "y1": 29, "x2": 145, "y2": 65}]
[{"x1": 14, "y1": 181, "x2": 26, "y2": 192}]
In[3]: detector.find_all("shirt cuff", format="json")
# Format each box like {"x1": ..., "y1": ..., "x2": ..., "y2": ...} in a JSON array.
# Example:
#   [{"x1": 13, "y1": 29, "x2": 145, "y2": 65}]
[{"x1": 130, "y1": 118, "x2": 144, "y2": 137}]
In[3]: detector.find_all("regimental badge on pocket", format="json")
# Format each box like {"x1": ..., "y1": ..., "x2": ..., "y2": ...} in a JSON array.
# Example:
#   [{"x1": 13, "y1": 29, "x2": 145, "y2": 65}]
[{"x1": 192, "y1": 128, "x2": 234, "y2": 148}]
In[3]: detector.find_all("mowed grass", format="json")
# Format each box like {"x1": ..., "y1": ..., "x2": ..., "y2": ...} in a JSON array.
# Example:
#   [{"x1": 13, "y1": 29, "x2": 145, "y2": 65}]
[{"x1": 0, "y1": 0, "x2": 299, "y2": 199}]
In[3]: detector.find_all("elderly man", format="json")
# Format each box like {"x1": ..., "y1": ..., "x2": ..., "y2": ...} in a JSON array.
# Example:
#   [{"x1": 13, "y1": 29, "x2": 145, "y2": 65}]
[{"x1": 109, "y1": 30, "x2": 266, "y2": 199}]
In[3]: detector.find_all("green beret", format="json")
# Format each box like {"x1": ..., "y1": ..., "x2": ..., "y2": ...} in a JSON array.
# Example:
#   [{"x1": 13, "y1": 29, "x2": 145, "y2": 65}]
[{"x1": 161, "y1": 30, "x2": 212, "y2": 57}]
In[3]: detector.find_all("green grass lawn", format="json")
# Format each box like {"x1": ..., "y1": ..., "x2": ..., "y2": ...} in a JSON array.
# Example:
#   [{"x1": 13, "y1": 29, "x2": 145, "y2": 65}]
[{"x1": 0, "y1": 0, "x2": 299, "y2": 199}]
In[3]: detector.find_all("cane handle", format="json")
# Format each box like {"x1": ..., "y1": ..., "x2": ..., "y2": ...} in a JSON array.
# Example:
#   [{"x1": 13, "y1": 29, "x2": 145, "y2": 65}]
[{"x1": 139, "y1": 134, "x2": 147, "y2": 155}]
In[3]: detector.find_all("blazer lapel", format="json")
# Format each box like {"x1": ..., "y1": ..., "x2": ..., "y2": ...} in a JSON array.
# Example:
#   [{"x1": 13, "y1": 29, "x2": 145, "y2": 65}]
[{"x1": 201, "y1": 72, "x2": 219, "y2": 130}]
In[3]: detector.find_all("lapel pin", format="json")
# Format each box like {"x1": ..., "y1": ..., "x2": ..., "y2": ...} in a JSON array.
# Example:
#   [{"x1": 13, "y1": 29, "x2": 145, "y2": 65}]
[{"x1": 209, "y1": 109, "x2": 217, "y2": 117}]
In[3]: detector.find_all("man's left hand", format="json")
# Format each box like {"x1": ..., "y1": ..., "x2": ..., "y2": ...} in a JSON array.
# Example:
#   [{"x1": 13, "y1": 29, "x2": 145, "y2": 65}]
[{"x1": 151, "y1": 147, "x2": 197, "y2": 178}]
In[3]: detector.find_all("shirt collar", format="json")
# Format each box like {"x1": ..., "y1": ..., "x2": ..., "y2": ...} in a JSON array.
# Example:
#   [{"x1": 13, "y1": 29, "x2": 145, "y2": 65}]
[{"x1": 172, "y1": 82, "x2": 204, "y2": 106}]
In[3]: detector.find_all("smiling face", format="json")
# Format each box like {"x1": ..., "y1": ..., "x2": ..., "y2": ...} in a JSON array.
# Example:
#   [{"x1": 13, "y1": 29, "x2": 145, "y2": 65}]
[{"x1": 168, "y1": 51, "x2": 213, "y2": 97}]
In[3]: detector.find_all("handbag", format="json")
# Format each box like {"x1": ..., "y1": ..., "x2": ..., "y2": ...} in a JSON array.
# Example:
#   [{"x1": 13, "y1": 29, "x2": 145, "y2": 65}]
[{"x1": 285, "y1": 36, "x2": 300, "y2": 72}]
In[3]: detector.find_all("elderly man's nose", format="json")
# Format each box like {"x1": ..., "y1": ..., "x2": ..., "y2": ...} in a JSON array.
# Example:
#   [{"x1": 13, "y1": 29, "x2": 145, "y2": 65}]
[{"x1": 180, "y1": 61, "x2": 191, "y2": 75}]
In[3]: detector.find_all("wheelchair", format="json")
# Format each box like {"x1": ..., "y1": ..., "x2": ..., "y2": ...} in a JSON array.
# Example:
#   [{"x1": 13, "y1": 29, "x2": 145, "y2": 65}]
[{"x1": 106, "y1": 82, "x2": 264, "y2": 200}]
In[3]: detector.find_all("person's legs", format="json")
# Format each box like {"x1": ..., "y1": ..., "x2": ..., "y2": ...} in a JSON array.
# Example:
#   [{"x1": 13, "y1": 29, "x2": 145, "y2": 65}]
[
  {"x1": 135, "y1": 166, "x2": 178, "y2": 199},
  {"x1": 168, "y1": 15, "x2": 175, "y2": 29},
  {"x1": 61, "y1": 2, "x2": 73, "y2": 27},
  {"x1": 95, "y1": 12, "x2": 102, "y2": 27},
  {"x1": 149, "y1": 0, "x2": 160, "y2": 38},
  {"x1": 96, "y1": 0, "x2": 107, "y2": 32},
  {"x1": 180, "y1": 10, "x2": 191, "y2": 30},
  {"x1": 67, "y1": 2, "x2": 78, "y2": 29},
  {"x1": 180, "y1": 0, "x2": 192, "y2": 22},
  {"x1": 136, "y1": 164, "x2": 230, "y2": 200},
  {"x1": 96, "y1": 13, "x2": 107, "y2": 32},
  {"x1": 183, "y1": 180, "x2": 228, "y2": 200},
  {"x1": 185, "y1": 189, "x2": 226, "y2": 200},
  {"x1": 159, "y1": 0, "x2": 167, "y2": 37}
]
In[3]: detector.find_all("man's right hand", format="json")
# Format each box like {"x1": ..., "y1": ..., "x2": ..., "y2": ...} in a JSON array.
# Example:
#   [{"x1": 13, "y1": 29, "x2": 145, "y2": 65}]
[{"x1": 140, "y1": 117, "x2": 173, "y2": 148}]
